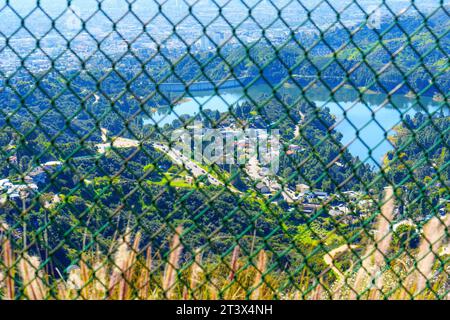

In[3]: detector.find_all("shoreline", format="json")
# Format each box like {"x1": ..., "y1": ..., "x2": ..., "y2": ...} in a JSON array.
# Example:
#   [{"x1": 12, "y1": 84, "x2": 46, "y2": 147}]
[{"x1": 156, "y1": 77, "x2": 445, "y2": 99}]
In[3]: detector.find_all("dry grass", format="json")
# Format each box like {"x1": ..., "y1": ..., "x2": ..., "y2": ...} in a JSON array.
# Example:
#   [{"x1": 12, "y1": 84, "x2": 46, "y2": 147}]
[
  {"x1": 228, "y1": 245, "x2": 240, "y2": 281},
  {"x1": 350, "y1": 186, "x2": 395, "y2": 299},
  {"x1": 162, "y1": 226, "x2": 183, "y2": 299},
  {"x1": 189, "y1": 248, "x2": 203, "y2": 299},
  {"x1": 250, "y1": 250, "x2": 267, "y2": 300},
  {"x1": 2, "y1": 238, "x2": 15, "y2": 300},
  {"x1": 412, "y1": 214, "x2": 450, "y2": 297},
  {"x1": 0, "y1": 190, "x2": 449, "y2": 300},
  {"x1": 18, "y1": 254, "x2": 47, "y2": 300}
]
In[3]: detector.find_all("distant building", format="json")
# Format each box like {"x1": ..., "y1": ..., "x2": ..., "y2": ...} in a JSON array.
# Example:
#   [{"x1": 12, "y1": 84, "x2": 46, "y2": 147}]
[
  {"x1": 336, "y1": 204, "x2": 350, "y2": 214},
  {"x1": 334, "y1": 162, "x2": 344, "y2": 168},
  {"x1": 258, "y1": 167, "x2": 271, "y2": 176},
  {"x1": 329, "y1": 209, "x2": 343, "y2": 217},
  {"x1": 8, "y1": 192, "x2": 20, "y2": 200},
  {"x1": 8, "y1": 155, "x2": 17, "y2": 164},
  {"x1": 200, "y1": 36, "x2": 210, "y2": 51},
  {"x1": 288, "y1": 144, "x2": 302, "y2": 150},
  {"x1": 302, "y1": 203, "x2": 317, "y2": 214},
  {"x1": 185, "y1": 176, "x2": 194, "y2": 184},
  {"x1": 312, "y1": 191, "x2": 329, "y2": 200},
  {"x1": 41, "y1": 161, "x2": 62, "y2": 168},
  {"x1": 256, "y1": 182, "x2": 271, "y2": 195},
  {"x1": 24, "y1": 176, "x2": 34, "y2": 184},
  {"x1": 0, "y1": 179, "x2": 11, "y2": 187},
  {"x1": 212, "y1": 31, "x2": 225, "y2": 45},
  {"x1": 296, "y1": 184, "x2": 310, "y2": 193},
  {"x1": 342, "y1": 190, "x2": 362, "y2": 201},
  {"x1": 29, "y1": 167, "x2": 47, "y2": 184}
]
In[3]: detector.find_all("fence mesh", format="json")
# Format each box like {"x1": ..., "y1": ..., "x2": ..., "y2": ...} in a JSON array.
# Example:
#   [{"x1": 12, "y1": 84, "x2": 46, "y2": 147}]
[{"x1": 0, "y1": 0, "x2": 449, "y2": 300}]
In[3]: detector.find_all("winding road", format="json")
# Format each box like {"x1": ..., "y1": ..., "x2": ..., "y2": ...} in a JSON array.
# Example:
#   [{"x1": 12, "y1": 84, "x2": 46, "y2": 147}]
[{"x1": 152, "y1": 142, "x2": 224, "y2": 186}]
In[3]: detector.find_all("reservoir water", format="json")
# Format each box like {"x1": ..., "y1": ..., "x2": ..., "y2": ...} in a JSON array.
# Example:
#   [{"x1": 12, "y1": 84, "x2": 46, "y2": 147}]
[{"x1": 143, "y1": 83, "x2": 448, "y2": 167}]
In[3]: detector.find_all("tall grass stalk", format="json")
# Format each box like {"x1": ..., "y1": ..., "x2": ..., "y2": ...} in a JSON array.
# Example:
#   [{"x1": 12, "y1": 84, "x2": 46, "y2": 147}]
[
  {"x1": 414, "y1": 214, "x2": 450, "y2": 296},
  {"x1": 162, "y1": 226, "x2": 183, "y2": 299},
  {"x1": 2, "y1": 238, "x2": 15, "y2": 299},
  {"x1": 189, "y1": 248, "x2": 203, "y2": 299},
  {"x1": 228, "y1": 245, "x2": 240, "y2": 281},
  {"x1": 250, "y1": 249, "x2": 267, "y2": 300},
  {"x1": 351, "y1": 186, "x2": 395, "y2": 299},
  {"x1": 138, "y1": 246, "x2": 152, "y2": 299},
  {"x1": 18, "y1": 254, "x2": 47, "y2": 300}
]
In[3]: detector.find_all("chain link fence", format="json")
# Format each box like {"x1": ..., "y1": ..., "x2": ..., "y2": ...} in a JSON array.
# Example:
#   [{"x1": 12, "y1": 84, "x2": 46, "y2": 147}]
[{"x1": 0, "y1": 0, "x2": 449, "y2": 300}]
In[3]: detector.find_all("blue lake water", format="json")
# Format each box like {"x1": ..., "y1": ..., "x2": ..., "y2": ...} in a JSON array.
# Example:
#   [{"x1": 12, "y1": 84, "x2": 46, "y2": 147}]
[{"x1": 143, "y1": 84, "x2": 448, "y2": 167}]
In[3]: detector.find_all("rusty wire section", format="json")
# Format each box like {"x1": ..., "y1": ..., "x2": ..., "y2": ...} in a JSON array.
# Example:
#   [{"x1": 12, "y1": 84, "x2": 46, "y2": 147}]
[{"x1": 0, "y1": 0, "x2": 449, "y2": 300}]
